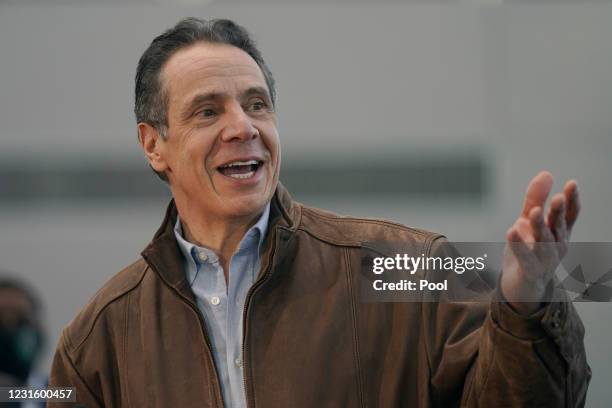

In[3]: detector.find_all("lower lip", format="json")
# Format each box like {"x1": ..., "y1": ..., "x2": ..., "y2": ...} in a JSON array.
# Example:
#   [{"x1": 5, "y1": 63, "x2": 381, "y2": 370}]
[{"x1": 216, "y1": 164, "x2": 264, "y2": 186}]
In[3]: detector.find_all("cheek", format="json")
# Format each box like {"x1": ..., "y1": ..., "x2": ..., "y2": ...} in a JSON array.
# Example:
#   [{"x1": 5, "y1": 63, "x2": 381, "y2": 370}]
[
  {"x1": 262, "y1": 127, "x2": 280, "y2": 159},
  {"x1": 181, "y1": 135, "x2": 215, "y2": 173},
  {"x1": 267, "y1": 136, "x2": 281, "y2": 177}
]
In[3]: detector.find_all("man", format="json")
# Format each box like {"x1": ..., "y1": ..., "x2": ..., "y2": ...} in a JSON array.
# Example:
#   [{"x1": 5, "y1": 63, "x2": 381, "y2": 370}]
[
  {"x1": 49, "y1": 18, "x2": 590, "y2": 407},
  {"x1": 0, "y1": 276, "x2": 47, "y2": 408}
]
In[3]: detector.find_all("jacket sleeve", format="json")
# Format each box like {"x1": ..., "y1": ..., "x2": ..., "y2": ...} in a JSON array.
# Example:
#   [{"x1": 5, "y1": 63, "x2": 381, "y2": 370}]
[
  {"x1": 423, "y1": 236, "x2": 591, "y2": 408},
  {"x1": 47, "y1": 329, "x2": 103, "y2": 408}
]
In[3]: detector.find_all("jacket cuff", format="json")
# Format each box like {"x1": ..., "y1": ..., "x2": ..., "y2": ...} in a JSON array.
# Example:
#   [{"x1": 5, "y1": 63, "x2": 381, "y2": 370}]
[
  {"x1": 490, "y1": 287, "x2": 548, "y2": 340},
  {"x1": 491, "y1": 285, "x2": 584, "y2": 366}
]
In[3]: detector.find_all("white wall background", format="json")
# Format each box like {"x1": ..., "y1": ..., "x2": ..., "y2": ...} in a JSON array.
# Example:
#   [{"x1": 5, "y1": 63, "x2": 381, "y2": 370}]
[{"x1": 0, "y1": 2, "x2": 610, "y2": 406}]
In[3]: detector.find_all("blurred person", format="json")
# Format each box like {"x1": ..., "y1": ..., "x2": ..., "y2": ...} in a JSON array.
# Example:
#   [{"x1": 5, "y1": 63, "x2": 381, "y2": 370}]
[
  {"x1": 48, "y1": 18, "x2": 589, "y2": 407},
  {"x1": 0, "y1": 276, "x2": 46, "y2": 407}
]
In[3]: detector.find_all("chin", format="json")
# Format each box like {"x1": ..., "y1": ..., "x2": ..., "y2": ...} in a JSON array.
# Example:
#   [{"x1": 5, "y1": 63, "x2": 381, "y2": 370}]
[{"x1": 220, "y1": 193, "x2": 269, "y2": 219}]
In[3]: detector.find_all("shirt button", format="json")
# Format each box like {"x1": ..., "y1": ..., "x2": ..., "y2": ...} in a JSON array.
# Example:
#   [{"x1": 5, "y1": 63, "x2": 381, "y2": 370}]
[
  {"x1": 197, "y1": 251, "x2": 208, "y2": 263},
  {"x1": 211, "y1": 296, "x2": 220, "y2": 306},
  {"x1": 235, "y1": 357, "x2": 243, "y2": 368},
  {"x1": 551, "y1": 308, "x2": 562, "y2": 328}
]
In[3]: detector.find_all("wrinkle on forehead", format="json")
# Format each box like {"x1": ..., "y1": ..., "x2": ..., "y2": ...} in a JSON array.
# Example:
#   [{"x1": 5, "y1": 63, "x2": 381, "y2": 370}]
[{"x1": 161, "y1": 42, "x2": 268, "y2": 108}]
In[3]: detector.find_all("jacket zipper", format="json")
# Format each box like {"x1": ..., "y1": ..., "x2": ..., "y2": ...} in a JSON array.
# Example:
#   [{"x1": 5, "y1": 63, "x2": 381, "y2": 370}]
[
  {"x1": 145, "y1": 259, "x2": 225, "y2": 408},
  {"x1": 241, "y1": 227, "x2": 280, "y2": 408}
]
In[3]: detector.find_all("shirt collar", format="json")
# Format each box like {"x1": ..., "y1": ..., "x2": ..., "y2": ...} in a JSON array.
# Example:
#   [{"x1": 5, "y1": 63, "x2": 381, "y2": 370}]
[
  {"x1": 238, "y1": 202, "x2": 271, "y2": 255},
  {"x1": 173, "y1": 202, "x2": 271, "y2": 272}
]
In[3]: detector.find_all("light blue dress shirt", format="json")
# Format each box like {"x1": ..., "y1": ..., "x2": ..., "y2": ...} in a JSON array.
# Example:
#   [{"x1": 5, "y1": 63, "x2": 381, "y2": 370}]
[{"x1": 173, "y1": 203, "x2": 270, "y2": 408}]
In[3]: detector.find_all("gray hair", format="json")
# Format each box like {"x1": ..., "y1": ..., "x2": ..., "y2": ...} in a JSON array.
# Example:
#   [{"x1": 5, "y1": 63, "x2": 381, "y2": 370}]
[{"x1": 134, "y1": 18, "x2": 276, "y2": 181}]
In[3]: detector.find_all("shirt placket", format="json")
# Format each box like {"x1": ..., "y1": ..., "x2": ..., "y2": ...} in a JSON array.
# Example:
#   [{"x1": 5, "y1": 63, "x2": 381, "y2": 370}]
[
  {"x1": 227, "y1": 236, "x2": 256, "y2": 408},
  {"x1": 193, "y1": 249, "x2": 231, "y2": 404}
]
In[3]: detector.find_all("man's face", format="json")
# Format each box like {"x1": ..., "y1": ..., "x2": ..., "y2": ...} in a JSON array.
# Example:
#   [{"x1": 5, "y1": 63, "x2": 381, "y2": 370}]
[{"x1": 146, "y1": 42, "x2": 280, "y2": 221}]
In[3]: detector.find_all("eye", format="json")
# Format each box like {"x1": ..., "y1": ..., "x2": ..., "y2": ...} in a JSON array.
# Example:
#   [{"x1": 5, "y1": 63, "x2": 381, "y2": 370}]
[
  {"x1": 248, "y1": 99, "x2": 268, "y2": 112},
  {"x1": 198, "y1": 108, "x2": 216, "y2": 118}
]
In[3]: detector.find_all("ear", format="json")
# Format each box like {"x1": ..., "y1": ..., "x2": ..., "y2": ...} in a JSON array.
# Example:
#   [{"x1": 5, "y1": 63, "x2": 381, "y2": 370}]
[{"x1": 138, "y1": 122, "x2": 169, "y2": 173}]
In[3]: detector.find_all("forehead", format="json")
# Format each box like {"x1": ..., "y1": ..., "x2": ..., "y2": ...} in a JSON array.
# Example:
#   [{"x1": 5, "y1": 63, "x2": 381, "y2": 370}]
[{"x1": 161, "y1": 42, "x2": 268, "y2": 105}]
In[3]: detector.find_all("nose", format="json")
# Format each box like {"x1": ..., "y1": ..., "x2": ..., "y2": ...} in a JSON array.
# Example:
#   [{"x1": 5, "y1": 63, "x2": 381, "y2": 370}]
[{"x1": 220, "y1": 104, "x2": 259, "y2": 143}]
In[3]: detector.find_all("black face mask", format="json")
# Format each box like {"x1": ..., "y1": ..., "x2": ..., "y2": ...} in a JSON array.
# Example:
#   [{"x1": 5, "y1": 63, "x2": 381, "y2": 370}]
[{"x1": 0, "y1": 325, "x2": 43, "y2": 383}]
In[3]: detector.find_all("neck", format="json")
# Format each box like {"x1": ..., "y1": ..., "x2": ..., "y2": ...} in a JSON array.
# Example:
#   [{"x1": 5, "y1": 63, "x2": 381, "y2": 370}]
[{"x1": 175, "y1": 201, "x2": 262, "y2": 267}]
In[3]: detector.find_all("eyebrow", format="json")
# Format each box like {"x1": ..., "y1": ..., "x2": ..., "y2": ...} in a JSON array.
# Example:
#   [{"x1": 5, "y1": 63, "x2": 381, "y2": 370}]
[
  {"x1": 180, "y1": 92, "x2": 223, "y2": 121},
  {"x1": 180, "y1": 86, "x2": 272, "y2": 122},
  {"x1": 242, "y1": 86, "x2": 271, "y2": 101}
]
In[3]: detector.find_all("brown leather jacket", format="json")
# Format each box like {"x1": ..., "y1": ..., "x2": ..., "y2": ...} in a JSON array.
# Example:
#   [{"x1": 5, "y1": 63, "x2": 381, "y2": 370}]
[{"x1": 48, "y1": 185, "x2": 590, "y2": 407}]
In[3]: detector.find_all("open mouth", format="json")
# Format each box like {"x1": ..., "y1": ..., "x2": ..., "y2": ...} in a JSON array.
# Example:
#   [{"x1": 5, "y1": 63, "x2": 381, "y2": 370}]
[{"x1": 217, "y1": 159, "x2": 263, "y2": 180}]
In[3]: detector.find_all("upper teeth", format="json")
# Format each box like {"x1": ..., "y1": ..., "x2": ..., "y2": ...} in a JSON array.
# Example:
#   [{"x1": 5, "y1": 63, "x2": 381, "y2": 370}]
[{"x1": 222, "y1": 160, "x2": 259, "y2": 168}]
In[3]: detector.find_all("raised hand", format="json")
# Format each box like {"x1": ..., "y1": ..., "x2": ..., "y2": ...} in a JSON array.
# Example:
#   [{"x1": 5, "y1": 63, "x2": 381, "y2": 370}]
[{"x1": 500, "y1": 171, "x2": 581, "y2": 315}]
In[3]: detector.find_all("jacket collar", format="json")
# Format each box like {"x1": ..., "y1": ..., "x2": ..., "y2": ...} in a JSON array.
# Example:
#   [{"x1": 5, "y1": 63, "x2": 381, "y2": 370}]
[{"x1": 141, "y1": 183, "x2": 301, "y2": 299}]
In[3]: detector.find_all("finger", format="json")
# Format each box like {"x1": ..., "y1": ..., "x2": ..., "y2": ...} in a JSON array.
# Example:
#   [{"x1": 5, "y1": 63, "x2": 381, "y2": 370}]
[
  {"x1": 511, "y1": 217, "x2": 534, "y2": 244},
  {"x1": 521, "y1": 171, "x2": 554, "y2": 218},
  {"x1": 530, "y1": 202, "x2": 564, "y2": 271},
  {"x1": 506, "y1": 225, "x2": 521, "y2": 242},
  {"x1": 563, "y1": 179, "x2": 580, "y2": 232},
  {"x1": 506, "y1": 227, "x2": 538, "y2": 274},
  {"x1": 546, "y1": 193, "x2": 567, "y2": 243},
  {"x1": 529, "y1": 206, "x2": 555, "y2": 243}
]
